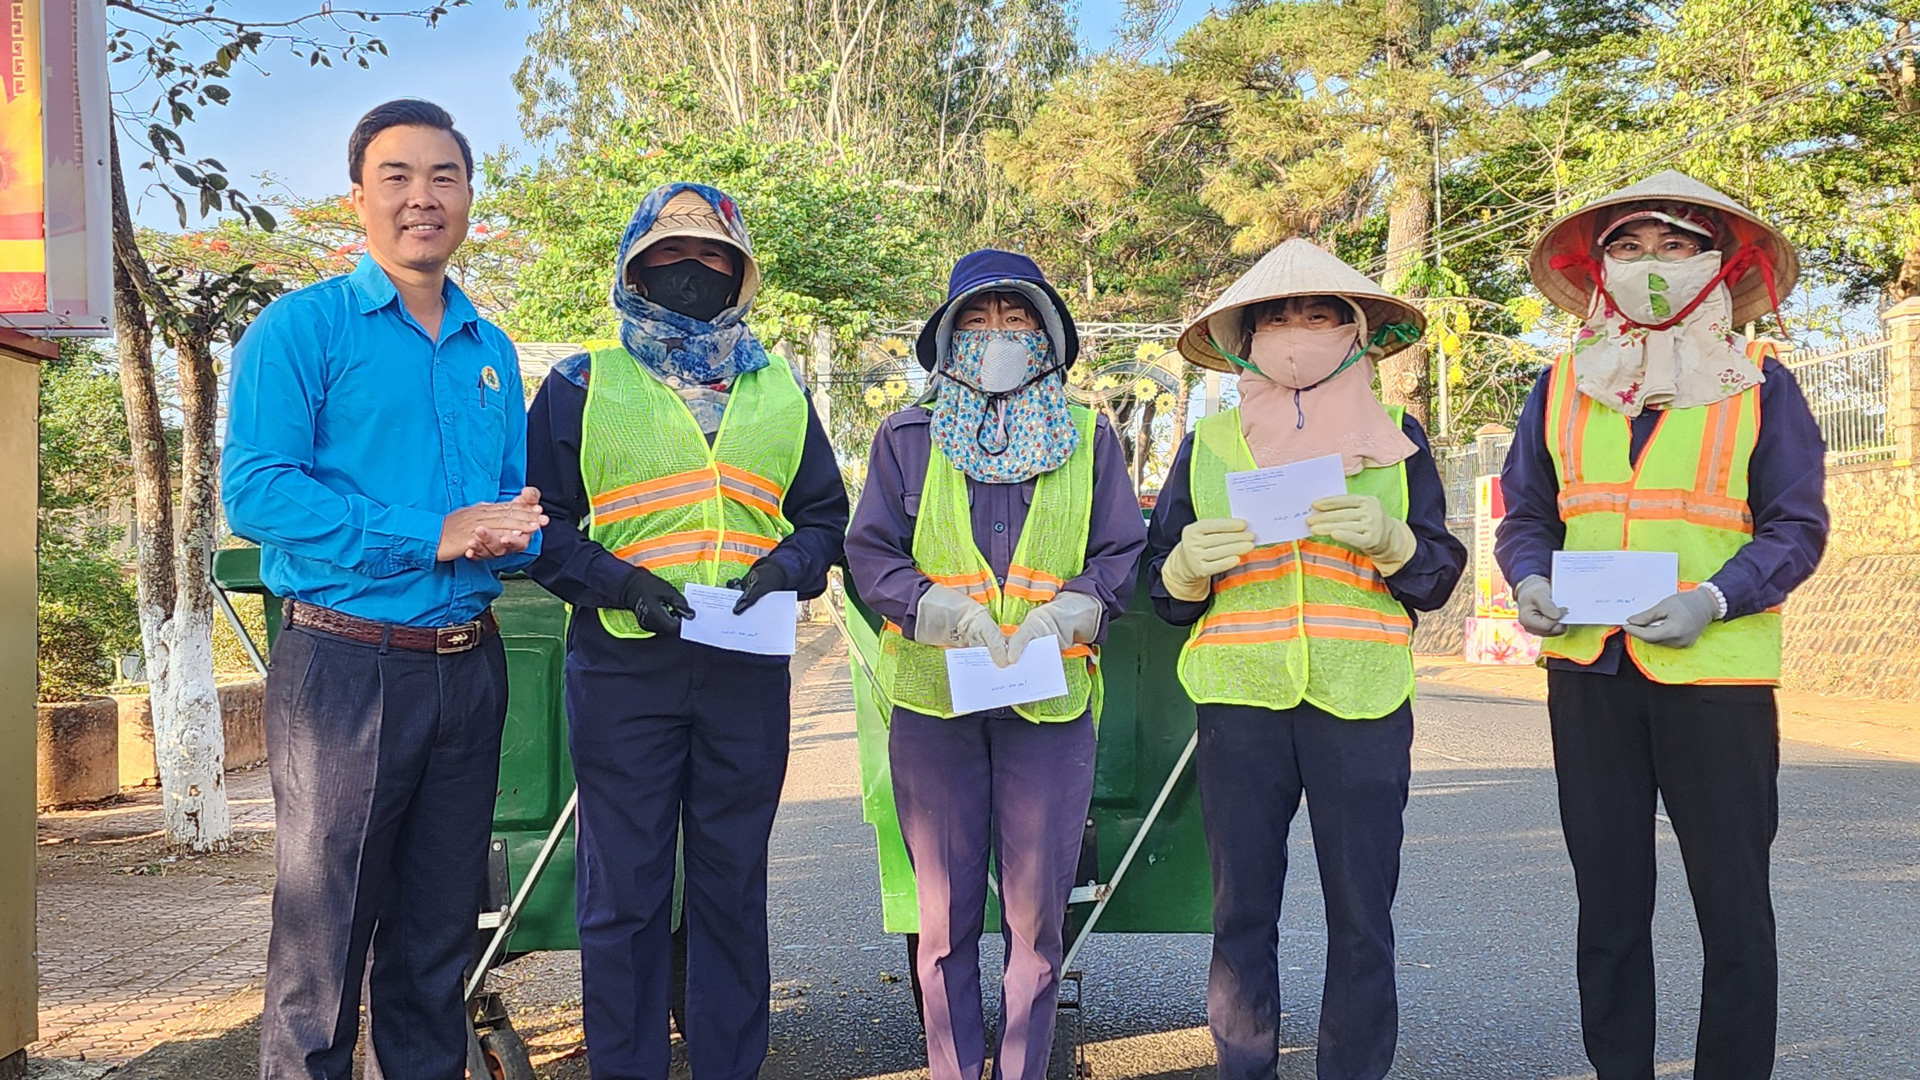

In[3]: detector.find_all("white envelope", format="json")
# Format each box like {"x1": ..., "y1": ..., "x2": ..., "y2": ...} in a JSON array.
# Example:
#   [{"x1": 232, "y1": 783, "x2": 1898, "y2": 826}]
[
  {"x1": 679, "y1": 583, "x2": 799, "y2": 656},
  {"x1": 1551, "y1": 550, "x2": 1680, "y2": 626},
  {"x1": 1225, "y1": 453, "x2": 1349, "y2": 545},
  {"x1": 945, "y1": 635, "x2": 1070, "y2": 714}
]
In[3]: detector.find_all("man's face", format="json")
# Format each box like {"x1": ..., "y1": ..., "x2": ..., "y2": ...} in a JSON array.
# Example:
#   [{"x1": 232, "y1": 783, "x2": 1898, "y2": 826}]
[
  {"x1": 956, "y1": 291, "x2": 1040, "y2": 331},
  {"x1": 1255, "y1": 296, "x2": 1348, "y2": 333},
  {"x1": 1604, "y1": 220, "x2": 1705, "y2": 262},
  {"x1": 350, "y1": 124, "x2": 471, "y2": 275}
]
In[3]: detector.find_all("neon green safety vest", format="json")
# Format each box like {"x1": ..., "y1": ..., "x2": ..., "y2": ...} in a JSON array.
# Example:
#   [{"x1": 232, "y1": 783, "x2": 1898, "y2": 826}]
[
  {"x1": 580, "y1": 346, "x2": 807, "y2": 639},
  {"x1": 1541, "y1": 345, "x2": 1780, "y2": 685},
  {"x1": 876, "y1": 406, "x2": 1099, "y2": 722},
  {"x1": 1177, "y1": 406, "x2": 1416, "y2": 720}
]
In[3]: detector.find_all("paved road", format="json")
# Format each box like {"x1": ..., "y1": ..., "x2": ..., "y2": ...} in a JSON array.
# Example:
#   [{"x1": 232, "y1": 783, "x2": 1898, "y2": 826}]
[
  {"x1": 96, "y1": 629, "x2": 1920, "y2": 1079},
  {"x1": 481, "y1": 634, "x2": 1920, "y2": 1080}
]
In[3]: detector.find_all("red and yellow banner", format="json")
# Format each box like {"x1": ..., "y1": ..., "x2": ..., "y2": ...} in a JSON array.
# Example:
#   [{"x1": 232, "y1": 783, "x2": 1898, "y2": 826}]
[{"x1": 0, "y1": 0, "x2": 45, "y2": 314}]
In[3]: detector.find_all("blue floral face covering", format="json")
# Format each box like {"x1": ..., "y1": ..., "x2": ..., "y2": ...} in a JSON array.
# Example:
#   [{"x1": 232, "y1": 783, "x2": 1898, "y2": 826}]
[
  {"x1": 931, "y1": 329, "x2": 1078, "y2": 484},
  {"x1": 611, "y1": 183, "x2": 768, "y2": 386}
]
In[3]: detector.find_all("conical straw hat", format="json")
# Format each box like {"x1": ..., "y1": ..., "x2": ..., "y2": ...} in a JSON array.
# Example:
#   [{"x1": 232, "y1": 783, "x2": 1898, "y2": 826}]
[
  {"x1": 1528, "y1": 170, "x2": 1798, "y2": 327},
  {"x1": 1176, "y1": 239, "x2": 1427, "y2": 373}
]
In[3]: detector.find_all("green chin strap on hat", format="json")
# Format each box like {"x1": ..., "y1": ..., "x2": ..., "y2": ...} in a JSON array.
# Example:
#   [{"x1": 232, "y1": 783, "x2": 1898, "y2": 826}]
[{"x1": 1210, "y1": 322, "x2": 1424, "y2": 379}]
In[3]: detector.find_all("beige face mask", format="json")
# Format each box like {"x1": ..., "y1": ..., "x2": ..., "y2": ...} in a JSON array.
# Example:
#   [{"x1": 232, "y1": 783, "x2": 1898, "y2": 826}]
[
  {"x1": 1247, "y1": 324, "x2": 1365, "y2": 389},
  {"x1": 1235, "y1": 300, "x2": 1418, "y2": 476}
]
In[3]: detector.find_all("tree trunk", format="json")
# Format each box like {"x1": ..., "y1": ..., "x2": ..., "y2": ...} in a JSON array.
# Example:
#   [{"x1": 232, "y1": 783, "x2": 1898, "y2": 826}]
[
  {"x1": 108, "y1": 128, "x2": 230, "y2": 852},
  {"x1": 161, "y1": 333, "x2": 230, "y2": 848},
  {"x1": 1382, "y1": 179, "x2": 1432, "y2": 426}
]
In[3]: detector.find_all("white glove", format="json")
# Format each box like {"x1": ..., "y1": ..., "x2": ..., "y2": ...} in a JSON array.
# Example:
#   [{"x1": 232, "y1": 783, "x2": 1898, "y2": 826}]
[
  {"x1": 1162, "y1": 518, "x2": 1258, "y2": 602},
  {"x1": 1513, "y1": 574, "x2": 1567, "y2": 637},
  {"x1": 1005, "y1": 590, "x2": 1104, "y2": 667},
  {"x1": 1306, "y1": 494, "x2": 1418, "y2": 576},
  {"x1": 1623, "y1": 588, "x2": 1719, "y2": 649},
  {"x1": 912, "y1": 584, "x2": 1006, "y2": 654}
]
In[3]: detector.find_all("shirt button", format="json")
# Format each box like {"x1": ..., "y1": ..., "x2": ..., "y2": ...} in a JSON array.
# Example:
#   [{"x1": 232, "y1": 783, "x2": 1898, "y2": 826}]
[{"x1": 994, "y1": 521, "x2": 1006, "y2": 533}]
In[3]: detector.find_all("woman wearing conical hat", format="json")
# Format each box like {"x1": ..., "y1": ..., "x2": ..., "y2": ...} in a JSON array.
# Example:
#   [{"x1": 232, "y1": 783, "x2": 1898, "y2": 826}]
[
  {"x1": 1143, "y1": 239, "x2": 1466, "y2": 1080},
  {"x1": 1494, "y1": 170, "x2": 1828, "y2": 1080}
]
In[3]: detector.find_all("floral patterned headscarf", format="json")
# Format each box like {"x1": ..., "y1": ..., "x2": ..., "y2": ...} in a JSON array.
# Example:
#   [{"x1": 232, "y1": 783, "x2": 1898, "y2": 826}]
[
  {"x1": 930, "y1": 329, "x2": 1078, "y2": 484},
  {"x1": 610, "y1": 182, "x2": 770, "y2": 386}
]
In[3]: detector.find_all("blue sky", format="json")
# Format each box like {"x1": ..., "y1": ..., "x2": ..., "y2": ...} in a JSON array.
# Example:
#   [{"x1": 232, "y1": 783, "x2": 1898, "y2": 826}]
[{"x1": 123, "y1": 0, "x2": 1202, "y2": 230}]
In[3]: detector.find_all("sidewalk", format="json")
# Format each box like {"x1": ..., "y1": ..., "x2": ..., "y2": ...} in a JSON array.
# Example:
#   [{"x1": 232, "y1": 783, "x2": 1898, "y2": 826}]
[
  {"x1": 30, "y1": 767, "x2": 277, "y2": 1072},
  {"x1": 1416, "y1": 656, "x2": 1920, "y2": 761}
]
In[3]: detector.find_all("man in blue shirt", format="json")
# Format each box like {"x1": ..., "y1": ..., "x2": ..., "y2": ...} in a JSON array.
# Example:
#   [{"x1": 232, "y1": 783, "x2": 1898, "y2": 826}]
[{"x1": 222, "y1": 99, "x2": 544, "y2": 1080}]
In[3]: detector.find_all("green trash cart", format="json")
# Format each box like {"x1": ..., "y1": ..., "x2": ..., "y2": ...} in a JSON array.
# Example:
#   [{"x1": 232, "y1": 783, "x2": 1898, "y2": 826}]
[
  {"x1": 212, "y1": 548, "x2": 586, "y2": 1080},
  {"x1": 838, "y1": 562, "x2": 1214, "y2": 1075}
]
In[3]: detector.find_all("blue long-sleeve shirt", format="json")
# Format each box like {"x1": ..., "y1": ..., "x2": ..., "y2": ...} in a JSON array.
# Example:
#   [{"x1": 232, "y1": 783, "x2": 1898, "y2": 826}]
[
  {"x1": 222, "y1": 255, "x2": 537, "y2": 628},
  {"x1": 523, "y1": 352, "x2": 849, "y2": 663},
  {"x1": 1145, "y1": 412, "x2": 1467, "y2": 626},
  {"x1": 1493, "y1": 356, "x2": 1829, "y2": 674}
]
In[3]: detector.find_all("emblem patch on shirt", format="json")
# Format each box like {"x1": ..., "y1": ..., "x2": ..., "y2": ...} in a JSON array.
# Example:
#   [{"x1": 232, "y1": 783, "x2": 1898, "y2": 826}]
[{"x1": 481, "y1": 365, "x2": 502, "y2": 391}]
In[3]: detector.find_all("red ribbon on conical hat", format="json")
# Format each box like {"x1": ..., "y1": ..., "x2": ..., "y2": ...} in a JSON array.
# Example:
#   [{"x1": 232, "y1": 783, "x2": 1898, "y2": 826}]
[{"x1": 1548, "y1": 244, "x2": 1785, "y2": 335}]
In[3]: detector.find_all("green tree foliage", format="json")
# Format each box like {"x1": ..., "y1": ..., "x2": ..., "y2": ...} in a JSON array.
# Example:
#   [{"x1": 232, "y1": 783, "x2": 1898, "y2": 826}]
[
  {"x1": 486, "y1": 130, "x2": 951, "y2": 344},
  {"x1": 507, "y1": 0, "x2": 1077, "y2": 196},
  {"x1": 987, "y1": 0, "x2": 1565, "y2": 423},
  {"x1": 1544, "y1": 0, "x2": 1920, "y2": 307},
  {"x1": 984, "y1": 59, "x2": 1240, "y2": 318},
  {"x1": 38, "y1": 342, "x2": 139, "y2": 702}
]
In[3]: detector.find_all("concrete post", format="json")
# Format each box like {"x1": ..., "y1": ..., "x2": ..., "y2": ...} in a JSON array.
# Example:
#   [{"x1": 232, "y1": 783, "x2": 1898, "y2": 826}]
[
  {"x1": 1885, "y1": 298, "x2": 1920, "y2": 465},
  {"x1": 810, "y1": 326, "x2": 834, "y2": 437}
]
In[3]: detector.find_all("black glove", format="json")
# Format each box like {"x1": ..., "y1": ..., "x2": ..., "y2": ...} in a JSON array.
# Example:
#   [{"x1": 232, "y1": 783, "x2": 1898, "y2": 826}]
[
  {"x1": 618, "y1": 566, "x2": 694, "y2": 635},
  {"x1": 725, "y1": 559, "x2": 791, "y2": 615}
]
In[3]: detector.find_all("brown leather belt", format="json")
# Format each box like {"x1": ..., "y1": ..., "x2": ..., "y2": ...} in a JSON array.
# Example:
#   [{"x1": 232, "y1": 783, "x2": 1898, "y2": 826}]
[{"x1": 286, "y1": 600, "x2": 498, "y2": 654}]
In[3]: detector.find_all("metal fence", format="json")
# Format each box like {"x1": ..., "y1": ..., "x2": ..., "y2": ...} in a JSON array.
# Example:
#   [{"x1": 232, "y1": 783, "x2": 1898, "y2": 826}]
[
  {"x1": 1436, "y1": 431, "x2": 1513, "y2": 525},
  {"x1": 1786, "y1": 339, "x2": 1894, "y2": 465}
]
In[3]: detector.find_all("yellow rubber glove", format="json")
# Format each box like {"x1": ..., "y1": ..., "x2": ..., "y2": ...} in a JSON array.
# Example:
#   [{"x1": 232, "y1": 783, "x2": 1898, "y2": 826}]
[
  {"x1": 1162, "y1": 518, "x2": 1257, "y2": 602},
  {"x1": 1306, "y1": 494, "x2": 1418, "y2": 576}
]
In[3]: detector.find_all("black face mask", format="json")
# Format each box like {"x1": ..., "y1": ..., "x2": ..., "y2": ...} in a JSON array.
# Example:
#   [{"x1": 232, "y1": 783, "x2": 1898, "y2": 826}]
[{"x1": 636, "y1": 258, "x2": 738, "y2": 323}]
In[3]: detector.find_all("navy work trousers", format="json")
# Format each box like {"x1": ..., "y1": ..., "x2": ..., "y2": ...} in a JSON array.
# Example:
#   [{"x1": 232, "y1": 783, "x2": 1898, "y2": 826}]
[
  {"x1": 567, "y1": 632, "x2": 792, "y2": 1080},
  {"x1": 1548, "y1": 662, "x2": 1779, "y2": 1080},
  {"x1": 1197, "y1": 699, "x2": 1414, "y2": 1080},
  {"x1": 259, "y1": 625, "x2": 508, "y2": 1080}
]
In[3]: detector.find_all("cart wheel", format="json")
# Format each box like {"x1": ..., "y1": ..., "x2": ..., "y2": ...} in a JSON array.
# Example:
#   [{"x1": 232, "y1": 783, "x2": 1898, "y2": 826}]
[
  {"x1": 670, "y1": 921, "x2": 690, "y2": 1040},
  {"x1": 903, "y1": 934, "x2": 926, "y2": 1031},
  {"x1": 475, "y1": 1021, "x2": 536, "y2": 1080}
]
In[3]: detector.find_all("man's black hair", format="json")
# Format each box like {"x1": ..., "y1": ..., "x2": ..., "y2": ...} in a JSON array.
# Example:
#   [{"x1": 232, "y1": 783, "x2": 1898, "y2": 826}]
[{"x1": 348, "y1": 99, "x2": 474, "y2": 186}]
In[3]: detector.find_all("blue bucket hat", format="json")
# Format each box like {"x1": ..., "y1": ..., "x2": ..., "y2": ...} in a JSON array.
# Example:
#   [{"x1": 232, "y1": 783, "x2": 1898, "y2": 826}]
[{"x1": 915, "y1": 249, "x2": 1080, "y2": 372}]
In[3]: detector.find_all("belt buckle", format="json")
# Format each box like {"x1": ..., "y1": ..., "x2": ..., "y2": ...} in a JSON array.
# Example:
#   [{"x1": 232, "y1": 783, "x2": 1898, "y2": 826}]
[{"x1": 435, "y1": 620, "x2": 482, "y2": 654}]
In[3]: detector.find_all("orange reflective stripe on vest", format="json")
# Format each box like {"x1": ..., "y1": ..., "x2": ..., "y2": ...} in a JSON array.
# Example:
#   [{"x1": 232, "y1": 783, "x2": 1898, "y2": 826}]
[{"x1": 1539, "y1": 351, "x2": 1781, "y2": 684}]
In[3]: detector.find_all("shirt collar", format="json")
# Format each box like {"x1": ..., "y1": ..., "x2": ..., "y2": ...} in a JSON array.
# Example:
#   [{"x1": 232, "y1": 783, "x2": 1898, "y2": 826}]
[{"x1": 348, "y1": 254, "x2": 481, "y2": 334}]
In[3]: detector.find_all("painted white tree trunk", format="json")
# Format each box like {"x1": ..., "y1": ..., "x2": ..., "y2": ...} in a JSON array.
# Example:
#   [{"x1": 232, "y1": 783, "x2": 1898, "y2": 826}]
[{"x1": 140, "y1": 598, "x2": 230, "y2": 851}]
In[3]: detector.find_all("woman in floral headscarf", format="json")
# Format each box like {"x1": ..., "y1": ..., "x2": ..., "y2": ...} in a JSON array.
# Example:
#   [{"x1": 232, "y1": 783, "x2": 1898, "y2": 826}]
[
  {"x1": 844, "y1": 249, "x2": 1146, "y2": 1080},
  {"x1": 523, "y1": 182, "x2": 849, "y2": 1079}
]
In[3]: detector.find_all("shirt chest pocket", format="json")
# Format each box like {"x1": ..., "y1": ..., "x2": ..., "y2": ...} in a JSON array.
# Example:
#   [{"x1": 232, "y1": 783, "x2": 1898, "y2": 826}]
[
  {"x1": 462, "y1": 377, "x2": 512, "y2": 483},
  {"x1": 901, "y1": 482, "x2": 1034, "y2": 529}
]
